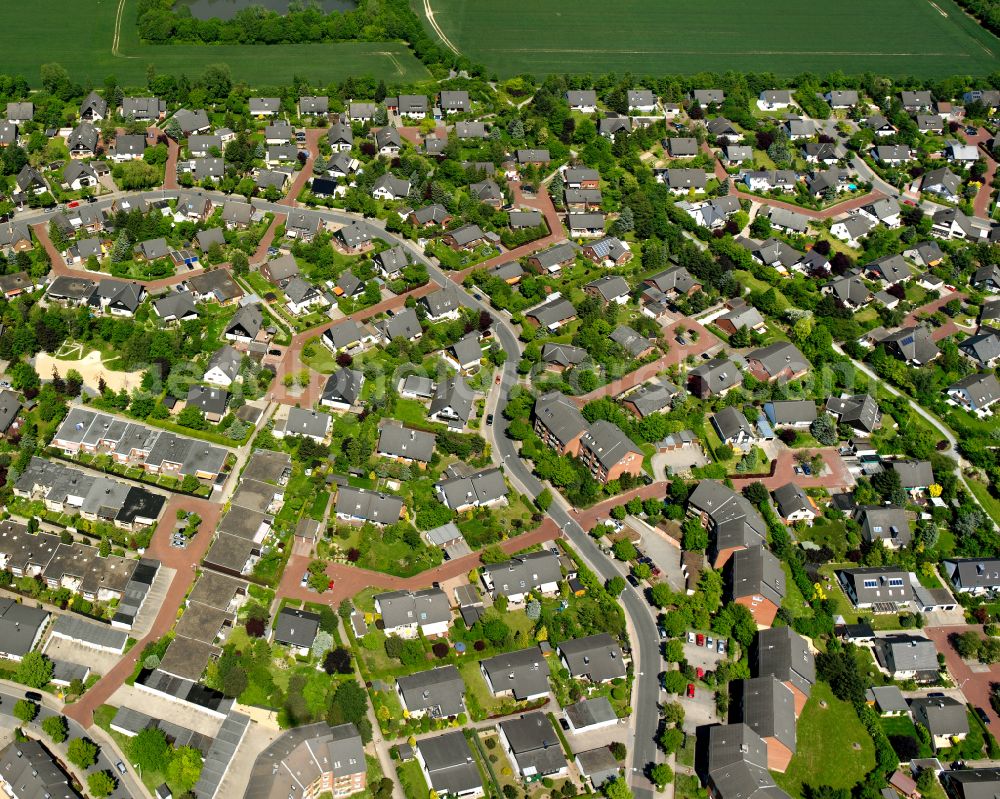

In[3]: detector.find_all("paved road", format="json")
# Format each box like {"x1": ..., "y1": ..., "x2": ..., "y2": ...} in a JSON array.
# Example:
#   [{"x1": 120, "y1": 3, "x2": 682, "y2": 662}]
[
  {"x1": 959, "y1": 125, "x2": 998, "y2": 220},
  {"x1": 924, "y1": 625, "x2": 1000, "y2": 742},
  {"x1": 0, "y1": 681, "x2": 148, "y2": 799}
]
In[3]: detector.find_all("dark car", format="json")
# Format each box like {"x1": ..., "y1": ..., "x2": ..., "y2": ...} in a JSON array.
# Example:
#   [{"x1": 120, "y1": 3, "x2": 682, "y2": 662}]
[
  {"x1": 24, "y1": 691, "x2": 42, "y2": 702},
  {"x1": 626, "y1": 574, "x2": 640, "y2": 587},
  {"x1": 965, "y1": 126, "x2": 979, "y2": 135},
  {"x1": 976, "y1": 707, "x2": 990, "y2": 724},
  {"x1": 486, "y1": 413, "x2": 494, "y2": 425}
]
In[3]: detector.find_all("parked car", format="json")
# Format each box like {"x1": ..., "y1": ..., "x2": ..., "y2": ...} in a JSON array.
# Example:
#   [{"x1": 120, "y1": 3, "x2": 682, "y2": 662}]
[
  {"x1": 687, "y1": 632, "x2": 696, "y2": 644},
  {"x1": 976, "y1": 707, "x2": 990, "y2": 724},
  {"x1": 687, "y1": 684, "x2": 696, "y2": 698},
  {"x1": 626, "y1": 574, "x2": 640, "y2": 587},
  {"x1": 696, "y1": 666, "x2": 705, "y2": 679},
  {"x1": 486, "y1": 413, "x2": 494, "y2": 425},
  {"x1": 696, "y1": 633, "x2": 705, "y2": 647},
  {"x1": 965, "y1": 126, "x2": 979, "y2": 135},
  {"x1": 706, "y1": 636, "x2": 714, "y2": 648},
  {"x1": 717, "y1": 639, "x2": 726, "y2": 654},
  {"x1": 116, "y1": 762, "x2": 127, "y2": 775},
  {"x1": 24, "y1": 691, "x2": 42, "y2": 702},
  {"x1": 300, "y1": 573, "x2": 309, "y2": 587},
  {"x1": 802, "y1": 463, "x2": 812, "y2": 475},
  {"x1": 657, "y1": 627, "x2": 667, "y2": 641}
]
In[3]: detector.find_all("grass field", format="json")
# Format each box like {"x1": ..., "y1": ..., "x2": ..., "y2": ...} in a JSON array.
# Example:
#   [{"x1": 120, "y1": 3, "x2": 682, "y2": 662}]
[
  {"x1": 775, "y1": 681, "x2": 875, "y2": 796},
  {"x1": 9, "y1": 0, "x2": 429, "y2": 87},
  {"x1": 418, "y1": 0, "x2": 999, "y2": 78}
]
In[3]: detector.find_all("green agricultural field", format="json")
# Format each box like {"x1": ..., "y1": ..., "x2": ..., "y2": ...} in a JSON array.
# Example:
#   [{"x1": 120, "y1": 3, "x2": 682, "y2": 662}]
[
  {"x1": 9, "y1": 0, "x2": 428, "y2": 87},
  {"x1": 418, "y1": 0, "x2": 999, "y2": 78}
]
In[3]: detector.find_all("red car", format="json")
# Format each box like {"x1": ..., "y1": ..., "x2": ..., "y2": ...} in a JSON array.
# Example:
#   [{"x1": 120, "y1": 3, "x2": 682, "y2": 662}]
[
  {"x1": 696, "y1": 633, "x2": 705, "y2": 647},
  {"x1": 696, "y1": 667, "x2": 705, "y2": 679},
  {"x1": 328, "y1": 580, "x2": 335, "y2": 589},
  {"x1": 687, "y1": 684, "x2": 695, "y2": 698}
]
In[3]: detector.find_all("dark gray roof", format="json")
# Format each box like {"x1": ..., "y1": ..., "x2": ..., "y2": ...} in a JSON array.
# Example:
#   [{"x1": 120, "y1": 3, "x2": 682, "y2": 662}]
[
  {"x1": 731, "y1": 544, "x2": 785, "y2": 607},
  {"x1": 0, "y1": 596, "x2": 48, "y2": 658},
  {"x1": 565, "y1": 696, "x2": 616, "y2": 729},
  {"x1": 610, "y1": 325, "x2": 653, "y2": 358},
  {"x1": 707, "y1": 724, "x2": 788, "y2": 799},
  {"x1": 397, "y1": 665, "x2": 465, "y2": 716},
  {"x1": 771, "y1": 482, "x2": 812, "y2": 520},
  {"x1": 322, "y1": 367, "x2": 364, "y2": 407},
  {"x1": 882, "y1": 634, "x2": 939, "y2": 675},
  {"x1": 746, "y1": 342, "x2": 810, "y2": 379},
  {"x1": 527, "y1": 296, "x2": 576, "y2": 328},
  {"x1": 558, "y1": 633, "x2": 626, "y2": 682},
  {"x1": 688, "y1": 480, "x2": 768, "y2": 557},
  {"x1": 375, "y1": 588, "x2": 450, "y2": 630},
  {"x1": 499, "y1": 712, "x2": 568, "y2": 775},
  {"x1": 377, "y1": 423, "x2": 435, "y2": 463},
  {"x1": 734, "y1": 676, "x2": 796, "y2": 754},
  {"x1": 335, "y1": 486, "x2": 403, "y2": 525},
  {"x1": 429, "y1": 375, "x2": 474, "y2": 425},
  {"x1": 910, "y1": 696, "x2": 969, "y2": 738},
  {"x1": 944, "y1": 557, "x2": 1000, "y2": 591},
  {"x1": 482, "y1": 551, "x2": 562, "y2": 598},
  {"x1": 826, "y1": 394, "x2": 880, "y2": 433},
  {"x1": 764, "y1": 400, "x2": 816, "y2": 426},
  {"x1": 417, "y1": 731, "x2": 482, "y2": 796},
  {"x1": 51, "y1": 613, "x2": 128, "y2": 651},
  {"x1": 711, "y1": 406, "x2": 755, "y2": 442},
  {"x1": 480, "y1": 647, "x2": 551, "y2": 700},
  {"x1": 273, "y1": 607, "x2": 320, "y2": 649},
  {"x1": 243, "y1": 722, "x2": 364, "y2": 799},
  {"x1": 0, "y1": 739, "x2": 75, "y2": 799},
  {"x1": 435, "y1": 467, "x2": 507, "y2": 509},
  {"x1": 753, "y1": 627, "x2": 815, "y2": 698},
  {"x1": 689, "y1": 357, "x2": 741, "y2": 395},
  {"x1": 945, "y1": 768, "x2": 1000, "y2": 799},
  {"x1": 377, "y1": 307, "x2": 422, "y2": 341},
  {"x1": 0, "y1": 389, "x2": 21, "y2": 432},
  {"x1": 581, "y1": 419, "x2": 642, "y2": 470}
]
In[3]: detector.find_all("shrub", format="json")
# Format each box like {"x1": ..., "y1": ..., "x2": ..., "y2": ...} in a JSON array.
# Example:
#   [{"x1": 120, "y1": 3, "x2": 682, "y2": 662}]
[{"x1": 431, "y1": 642, "x2": 450, "y2": 658}]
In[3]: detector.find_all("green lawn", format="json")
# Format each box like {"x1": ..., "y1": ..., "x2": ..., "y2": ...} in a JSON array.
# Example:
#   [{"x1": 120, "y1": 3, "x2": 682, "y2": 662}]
[
  {"x1": 419, "y1": 0, "x2": 999, "y2": 77},
  {"x1": 775, "y1": 681, "x2": 875, "y2": 796},
  {"x1": 396, "y1": 759, "x2": 430, "y2": 799},
  {"x1": 880, "y1": 715, "x2": 933, "y2": 758},
  {"x1": 966, "y1": 477, "x2": 1000, "y2": 528},
  {"x1": 8, "y1": 0, "x2": 429, "y2": 87}
]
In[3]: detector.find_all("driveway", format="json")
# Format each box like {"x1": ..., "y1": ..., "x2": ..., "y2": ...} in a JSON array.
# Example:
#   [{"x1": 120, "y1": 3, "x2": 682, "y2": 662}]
[
  {"x1": 624, "y1": 515, "x2": 684, "y2": 592},
  {"x1": 924, "y1": 625, "x2": 1000, "y2": 742},
  {"x1": 42, "y1": 636, "x2": 122, "y2": 677},
  {"x1": 652, "y1": 446, "x2": 709, "y2": 479}
]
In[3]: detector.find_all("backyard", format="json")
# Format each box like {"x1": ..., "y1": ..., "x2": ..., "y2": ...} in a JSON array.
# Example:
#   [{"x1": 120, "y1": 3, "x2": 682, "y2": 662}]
[{"x1": 774, "y1": 681, "x2": 875, "y2": 796}]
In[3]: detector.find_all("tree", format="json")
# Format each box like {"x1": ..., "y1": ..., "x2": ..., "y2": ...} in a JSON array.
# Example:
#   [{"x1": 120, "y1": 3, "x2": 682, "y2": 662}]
[
  {"x1": 681, "y1": 517, "x2": 708, "y2": 551},
  {"x1": 87, "y1": 772, "x2": 116, "y2": 798},
  {"x1": 662, "y1": 670, "x2": 688, "y2": 694},
  {"x1": 606, "y1": 575, "x2": 626, "y2": 596},
  {"x1": 324, "y1": 647, "x2": 353, "y2": 675},
  {"x1": 129, "y1": 727, "x2": 169, "y2": 773},
  {"x1": 13, "y1": 699, "x2": 37, "y2": 723},
  {"x1": 479, "y1": 545, "x2": 508, "y2": 564},
  {"x1": 810, "y1": 415, "x2": 837, "y2": 446},
  {"x1": 612, "y1": 539, "x2": 638, "y2": 561},
  {"x1": 954, "y1": 631, "x2": 982, "y2": 660},
  {"x1": 42, "y1": 715, "x2": 68, "y2": 743},
  {"x1": 536, "y1": 489, "x2": 553, "y2": 511},
  {"x1": 658, "y1": 726, "x2": 684, "y2": 754},
  {"x1": 603, "y1": 776, "x2": 633, "y2": 799},
  {"x1": 15, "y1": 651, "x2": 53, "y2": 688},
  {"x1": 67, "y1": 737, "x2": 98, "y2": 770},
  {"x1": 167, "y1": 746, "x2": 204, "y2": 793},
  {"x1": 649, "y1": 763, "x2": 674, "y2": 790},
  {"x1": 743, "y1": 482, "x2": 769, "y2": 506}
]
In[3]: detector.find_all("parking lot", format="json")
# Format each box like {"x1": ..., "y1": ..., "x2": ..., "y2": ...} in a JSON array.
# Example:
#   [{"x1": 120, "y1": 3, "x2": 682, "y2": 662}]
[
  {"x1": 42, "y1": 636, "x2": 122, "y2": 678},
  {"x1": 624, "y1": 516, "x2": 685, "y2": 592},
  {"x1": 681, "y1": 633, "x2": 729, "y2": 671}
]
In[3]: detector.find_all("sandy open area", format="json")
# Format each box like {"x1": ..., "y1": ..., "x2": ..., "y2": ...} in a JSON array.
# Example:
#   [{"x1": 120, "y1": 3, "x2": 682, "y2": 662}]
[{"x1": 35, "y1": 350, "x2": 145, "y2": 393}]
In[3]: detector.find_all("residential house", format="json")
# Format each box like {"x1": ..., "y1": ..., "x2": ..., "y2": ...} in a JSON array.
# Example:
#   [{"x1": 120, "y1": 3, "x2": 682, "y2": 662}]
[
  {"x1": 910, "y1": 697, "x2": 968, "y2": 750},
  {"x1": 566, "y1": 90, "x2": 598, "y2": 112},
  {"x1": 921, "y1": 167, "x2": 962, "y2": 201},
  {"x1": 881, "y1": 325, "x2": 940, "y2": 366},
  {"x1": 943, "y1": 558, "x2": 1000, "y2": 595},
  {"x1": 745, "y1": 342, "x2": 810, "y2": 383},
  {"x1": 498, "y1": 714, "x2": 568, "y2": 779},
  {"x1": 947, "y1": 373, "x2": 1000, "y2": 416},
  {"x1": 435, "y1": 468, "x2": 507, "y2": 512},
  {"x1": 480, "y1": 648, "x2": 550, "y2": 701},
  {"x1": 428, "y1": 376, "x2": 474, "y2": 428},
  {"x1": 958, "y1": 328, "x2": 1000, "y2": 367},
  {"x1": 688, "y1": 480, "x2": 768, "y2": 568},
  {"x1": 889, "y1": 459, "x2": 934, "y2": 494},
  {"x1": 273, "y1": 607, "x2": 320, "y2": 655},
  {"x1": 763, "y1": 400, "x2": 816, "y2": 429},
  {"x1": 753, "y1": 627, "x2": 815, "y2": 716},
  {"x1": 688, "y1": 357, "x2": 742, "y2": 398},
  {"x1": 757, "y1": 90, "x2": 793, "y2": 110},
  {"x1": 525, "y1": 296, "x2": 576, "y2": 331},
  {"x1": 375, "y1": 588, "x2": 450, "y2": 638},
  {"x1": 397, "y1": 666, "x2": 465, "y2": 718},
  {"x1": 578, "y1": 420, "x2": 644, "y2": 483},
  {"x1": 275, "y1": 407, "x2": 331, "y2": 443},
  {"x1": 732, "y1": 676, "x2": 797, "y2": 771},
  {"x1": 415, "y1": 732, "x2": 483, "y2": 799},
  {"x1": 855, "y1": 505, "x2": 912, "y2": 549},
  {"x1": 298, "y1": 96, "x2": 329, "y2": 117},
  {"x1": 481, "y1": 551, "x2": 561, "y2": 603},
  {"x1": 879, "y1": 635, "x2": 939, "y2": 681},
  {"x1": 838, "y1": 567, "x2": 912, "y2": 609},
  {"x1": 320, "y1": 368, "x2": 365, "y2": 412},
  {"x1": 729, "y1": 545, "x2": 785, "y2": 627},
  {"x1": 334, "y1": 486, "x2": 403, "y2": 527},
  {"x1": 582, "y1": 236, "x2": 632, "y2": 267},
  {"x1": 710, "y1": 407, "x2": 757, "y2": 449},
  {"x1": 527, "y1": 242, "x2": 578, "y2": 273},
  {"x1": 203, "y1": 345, "x2": 243, "y2": 388},
  {"x1": 558, "y1": 634, "x2": 627, "y2": 683},
  {"x1": 772, "y1": 483, "x2": 816, "y2": 525},
  {"x1": 377, "y1": 423, "x2": 435, "y2": 466},
  {"x1": 372, "y1": 174, "x2": 410, "y2": 201},
  {"x1": 376, "y1": 308, "x2": 422, "y2": 343}
]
